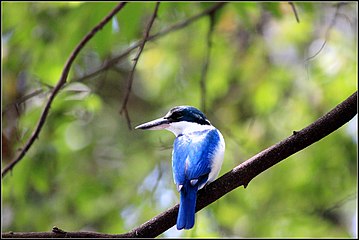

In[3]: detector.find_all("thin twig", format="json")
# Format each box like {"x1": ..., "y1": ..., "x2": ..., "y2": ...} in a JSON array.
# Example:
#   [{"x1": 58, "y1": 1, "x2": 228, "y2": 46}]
[
  {"x1": 119, "y1": 2, "x2": 160, "y2": 129},
  {"x1": 2, "y1": 88, "x2": 45, "y2": 115},
  {"x1": 288, "y1": 2, "x2": 300, "y2": 23},
  {"x1": 200, "y1": 11, "x2": 216, "y2": 114},
  {"x1": 1, "y1": 2, "x2": 128, "y2": 179},
  {"x1": 305, "y1": 2, "x2": 343, "y2": 62},
  {"x1": 306, "y1": 40, "x2": 327, "y2": 62},
  {"x1": 2, "y1": 91, "x2": 357, "y2": 238},
  {"x1": 312, "y1": 192, "x2": 357, "y2": 218}
]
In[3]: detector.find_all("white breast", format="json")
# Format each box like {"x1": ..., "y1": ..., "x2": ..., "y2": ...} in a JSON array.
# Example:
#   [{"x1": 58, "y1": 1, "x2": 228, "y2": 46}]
[{"x1": 205, "y1": 130, "x2": 225, "y2": 187}]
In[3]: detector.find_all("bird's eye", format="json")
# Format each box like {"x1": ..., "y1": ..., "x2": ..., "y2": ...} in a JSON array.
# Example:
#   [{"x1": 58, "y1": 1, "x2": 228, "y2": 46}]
[{"x1": 168, "y1": 111, "x2": 182, "y2": 121}]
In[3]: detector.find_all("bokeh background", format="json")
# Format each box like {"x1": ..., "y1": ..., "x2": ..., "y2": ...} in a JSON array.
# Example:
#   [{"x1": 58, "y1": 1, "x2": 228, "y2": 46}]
[{"x1": 2, "y1": 2, "x2": 357, "y2": 238}]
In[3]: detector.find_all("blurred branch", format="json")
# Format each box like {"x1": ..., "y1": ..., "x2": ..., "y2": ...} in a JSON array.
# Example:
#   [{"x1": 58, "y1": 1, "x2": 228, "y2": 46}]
[
  {"x1": 3, "y1": 91, "x2": 357, "y2": 238},
  {"x1": 70, "y1": 2, "x2": 226, "y2": 83},
  {"x1": 200, "y1": 11, "x2": 215, "y2": 114},
  {"x1": 119, "y1": 2, "x2": 160, "y2": 129},
  {"x1": 288, "y1": 2, "x2": 300, "y2": 23},
  {"x1": 305, "y1": 2, "x2": 344, "y2": 62},
  {"x1": 1, "y1": 2, "x2": 128, "y2": 179},
  {"x1": 72, "y1": 2, "x2": 226, "y2": 85},
  {"x1": 2, "y1": 89, "x2": 44, "y2": 115},
  {"x1": 2, "y1": 3, "x2": 227, "y2": 118},
  {"x1": 312, "y1": 192, "x2": 357, "y2": 225}
]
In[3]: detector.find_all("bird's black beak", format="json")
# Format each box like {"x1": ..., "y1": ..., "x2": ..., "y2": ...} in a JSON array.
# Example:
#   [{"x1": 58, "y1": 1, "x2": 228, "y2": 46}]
[{"x1": 135, "y1": 117, "x2": 170, "y2": 130}]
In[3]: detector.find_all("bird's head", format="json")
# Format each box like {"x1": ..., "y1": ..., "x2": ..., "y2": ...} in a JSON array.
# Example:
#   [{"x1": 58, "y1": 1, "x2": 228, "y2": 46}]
[{"x1": 135, "y1": 106, "x2": 212, "y2": 136}]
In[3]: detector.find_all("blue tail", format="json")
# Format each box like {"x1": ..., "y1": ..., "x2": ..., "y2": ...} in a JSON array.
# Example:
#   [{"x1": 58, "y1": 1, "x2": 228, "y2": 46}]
[{"x1": 176, "y1": 184, "x2": 198, "y2": 230}]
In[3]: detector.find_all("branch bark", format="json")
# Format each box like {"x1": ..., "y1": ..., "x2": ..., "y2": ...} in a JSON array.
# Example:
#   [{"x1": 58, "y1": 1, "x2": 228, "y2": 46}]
[
  {"x1": 2, "y1": 91, "x2": 357, "y2": 238},
  {"x1": 1, "y1": 2, "x2": 128, "y2": 178}
]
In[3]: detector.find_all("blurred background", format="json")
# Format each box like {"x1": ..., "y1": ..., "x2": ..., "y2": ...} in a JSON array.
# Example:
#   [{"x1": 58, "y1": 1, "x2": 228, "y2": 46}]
[{"x1": 2, "y1": 2, "x2": 357, "y2": 238}]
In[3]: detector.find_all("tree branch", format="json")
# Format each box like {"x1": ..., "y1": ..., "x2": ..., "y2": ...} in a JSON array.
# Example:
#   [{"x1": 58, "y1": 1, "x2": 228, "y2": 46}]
[
  {"x1": 1, "y1": 2, "x2": 128, "y2": 179},
  {"x1": 119, "y1": 2, "x2": 160, "y2": 129},
  {"x1": 2, "y1": 91, "x2": 357, "y2": 238}
]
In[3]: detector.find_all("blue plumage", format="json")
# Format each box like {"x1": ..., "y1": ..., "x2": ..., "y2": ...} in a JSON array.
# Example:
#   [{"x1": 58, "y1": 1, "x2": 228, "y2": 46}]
[
  {"x1": 177, "y1": 181, "x2": 197, "y2": 229},
  {"x1": 135, "y1": 106, "x2": 225, "y2": 230},
  {"x1": 173, "y1": 129, "x2": 221, "y2": 230}
]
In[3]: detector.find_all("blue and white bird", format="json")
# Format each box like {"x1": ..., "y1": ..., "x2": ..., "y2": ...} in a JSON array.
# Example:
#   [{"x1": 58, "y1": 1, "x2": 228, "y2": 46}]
[{"x1": 135, "y1": 106, "x2": 225, "y2": 230}]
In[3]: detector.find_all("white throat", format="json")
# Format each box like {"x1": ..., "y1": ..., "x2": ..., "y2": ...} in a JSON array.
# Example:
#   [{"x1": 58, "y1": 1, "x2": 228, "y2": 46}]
[{"x1": 165, "y1": 121, "x2": 214, "y2": 136}]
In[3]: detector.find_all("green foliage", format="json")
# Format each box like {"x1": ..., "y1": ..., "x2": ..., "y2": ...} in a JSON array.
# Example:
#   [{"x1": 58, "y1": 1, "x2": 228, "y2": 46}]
[{"x1": 2, "y1": 2, "x2": 357, "y2": 238}]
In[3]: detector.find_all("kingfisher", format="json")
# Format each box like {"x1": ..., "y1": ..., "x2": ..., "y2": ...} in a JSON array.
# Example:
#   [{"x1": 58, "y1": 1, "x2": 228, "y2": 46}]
[{"x1": 135, "y1": 106, "x2": 225, "y2": 230}]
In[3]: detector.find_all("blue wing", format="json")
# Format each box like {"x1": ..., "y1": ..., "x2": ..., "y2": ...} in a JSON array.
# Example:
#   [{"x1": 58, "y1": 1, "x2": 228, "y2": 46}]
[
  {"x1": 172, "y1": 129, "x2": 221, "y2": 189},
  {"x1": 172, "y1": 129, "x2": 221, "y2": 229}
]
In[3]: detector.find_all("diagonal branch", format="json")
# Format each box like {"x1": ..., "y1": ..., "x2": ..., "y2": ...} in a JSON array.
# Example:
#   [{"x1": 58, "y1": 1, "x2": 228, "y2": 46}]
[
  {"x1": 119, "y1": 2, "x2": 160, "y2": 129},
  {"x1": 2, "y1": 91, "x2": 357, "y2": 238},
  {"x1": 1, "y1": 2, "x2": 128, "y2": 179}
]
